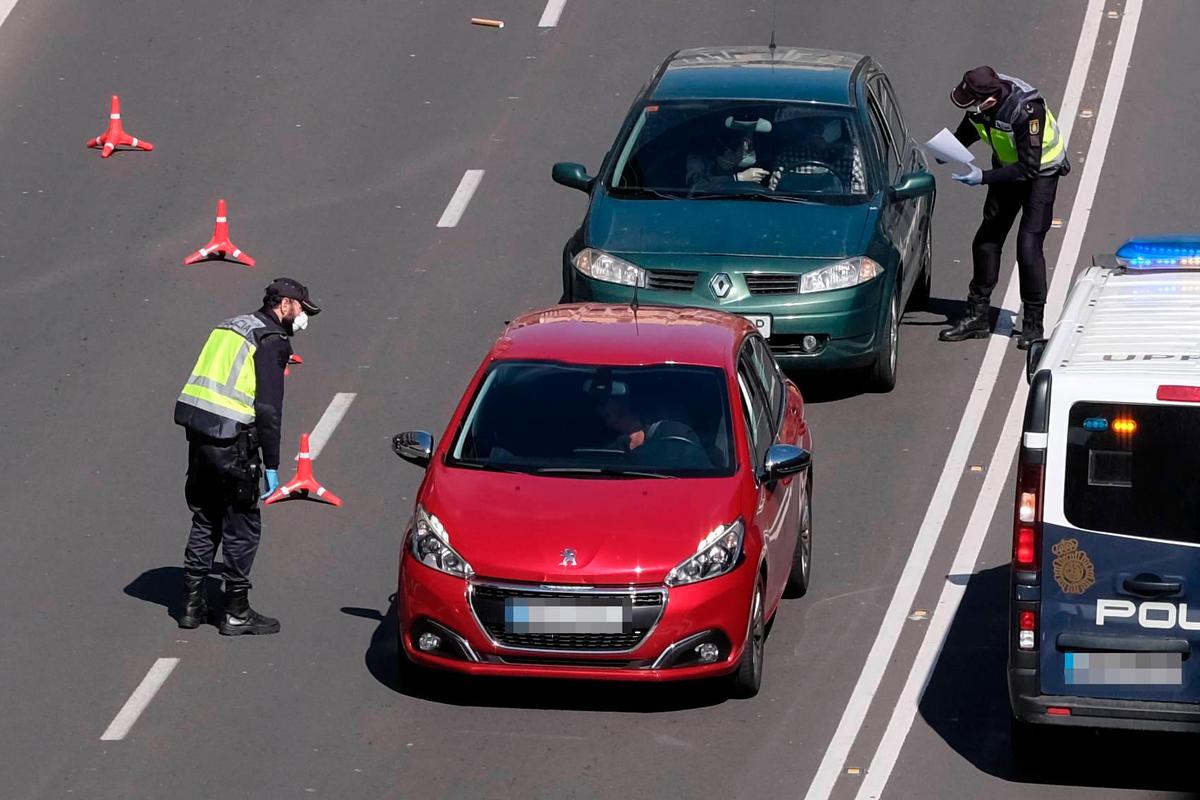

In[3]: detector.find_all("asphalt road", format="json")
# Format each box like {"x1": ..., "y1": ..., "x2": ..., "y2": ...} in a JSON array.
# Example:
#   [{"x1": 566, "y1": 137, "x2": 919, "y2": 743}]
[{"x1": 0, "y1": 0, "x2": 1193, "y2": 798}]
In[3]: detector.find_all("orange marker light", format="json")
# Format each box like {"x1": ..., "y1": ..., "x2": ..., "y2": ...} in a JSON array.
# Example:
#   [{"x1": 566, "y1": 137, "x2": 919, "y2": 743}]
[{"x1": 1112, "y1": 418, "x2": 1137, "y2": 435}]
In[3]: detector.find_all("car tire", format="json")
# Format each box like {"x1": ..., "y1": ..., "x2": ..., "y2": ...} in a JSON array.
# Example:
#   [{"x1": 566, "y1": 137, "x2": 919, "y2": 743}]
[
  {"x1": 783, "y1": 470, "x2": 813, "y2": 598},
  {"x1": 395, "y1": 632, "x2": 428, "y2": 692},
  {"x1": 729, "y1": 575, "x2": 766, "y2": 699},
  {"x1": 907, "y1": 228, "x2": 932, "y2": 312},
  {"x1": 865, "y1": 283, "x2": 900, "y2": 393}
]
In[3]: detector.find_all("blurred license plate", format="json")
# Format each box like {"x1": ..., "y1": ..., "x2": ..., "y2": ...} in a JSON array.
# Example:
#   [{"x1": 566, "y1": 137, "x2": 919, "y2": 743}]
[
  {"x1": 1064, "y1": 652, "x2": 1183, "y2": 685},
  {"x1": 505, "y1": 598, "x2": 631, "y2": 634},
  {"x1": 742, "y1": 315, "x2": 772, "y2": 338}
]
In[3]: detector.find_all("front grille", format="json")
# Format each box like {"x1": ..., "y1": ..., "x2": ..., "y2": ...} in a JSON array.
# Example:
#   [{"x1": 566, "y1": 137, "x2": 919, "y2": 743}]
[
  {"x1": 646, "y1": 269, "x2": 698, "y2": 292},
  {"x1": 745, "y1": 273, "x2": 800, "y2": 295},
  {"x1": 470, "y1": 584, "x2": 665, "y2": 652}
]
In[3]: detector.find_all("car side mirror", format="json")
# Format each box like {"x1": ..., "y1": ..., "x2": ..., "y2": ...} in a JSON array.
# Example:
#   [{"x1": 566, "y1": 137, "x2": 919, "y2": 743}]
[
  {"x1": 393, "y1": 430, "x2": 434, "y2": 468},
  {"x1": 1025, "y1": 339, "x2": 1048, "y2": 384},
  {"x1": 552, "y1": 162, "x2": 593, "y2": 193},
  {"x1": 889, "y1": 171, "x2": 935, "y2": 200},
  {"x1": 761, "y1": 444, "x2": 812, "y2": 482}
]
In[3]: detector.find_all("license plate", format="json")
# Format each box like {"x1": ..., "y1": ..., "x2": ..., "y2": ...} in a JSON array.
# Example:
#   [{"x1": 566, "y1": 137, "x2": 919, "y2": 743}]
[
  {"x1": 505, "y1": 598, "x2": 631, "y2": 635},
  {"x1": 1064, "y1": 652, "x2": 1183, "y2": 685},
  {"x1": 742, "y1": 314, "x2": 772, "y2": 338}
]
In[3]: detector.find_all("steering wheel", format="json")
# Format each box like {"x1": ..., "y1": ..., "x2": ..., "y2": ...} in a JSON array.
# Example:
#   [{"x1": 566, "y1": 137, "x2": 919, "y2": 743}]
[
  {"x1": 650, "y1": 435, "x2": 701, "y2": 448},
  {"x1": 771, "y1": 160, "x2": 845, "y2": 193}
]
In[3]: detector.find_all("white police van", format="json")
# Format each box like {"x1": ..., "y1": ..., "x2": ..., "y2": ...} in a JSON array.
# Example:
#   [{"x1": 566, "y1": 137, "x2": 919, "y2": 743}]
[{"x1": 1010, "y1": 234, "x2": 1200, "y2": 745}]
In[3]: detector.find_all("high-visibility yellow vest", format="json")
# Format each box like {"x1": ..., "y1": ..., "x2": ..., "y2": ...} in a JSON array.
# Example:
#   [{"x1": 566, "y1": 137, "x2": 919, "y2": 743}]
[
  {"x1": 176, "y1": 315, "x2": 264, "y2": 432},
  {"x1": 970, "y1": 75, "x2": 1066, "y2": 174}
]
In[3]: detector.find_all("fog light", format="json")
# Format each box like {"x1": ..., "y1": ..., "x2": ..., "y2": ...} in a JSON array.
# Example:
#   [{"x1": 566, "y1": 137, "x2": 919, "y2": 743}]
[
  {"x1": 418, "y1": 632, "x2": 441, "y2": 652},
  {"x1": 695, "y1": 642, "x2": 720, "y2": 664},
  {"x1": 801, "y1": 335, "x2": 819, "y2": 353}
]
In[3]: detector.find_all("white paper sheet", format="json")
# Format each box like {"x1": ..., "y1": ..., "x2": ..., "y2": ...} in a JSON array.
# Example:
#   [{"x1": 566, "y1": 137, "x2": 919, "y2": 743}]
[{"x1": 924, "y1": 128, "x2": 975, "y2": 167}]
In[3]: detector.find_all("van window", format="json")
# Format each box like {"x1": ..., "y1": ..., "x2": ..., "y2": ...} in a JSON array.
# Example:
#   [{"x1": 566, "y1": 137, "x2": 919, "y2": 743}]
[{"x1": 1063, "y1": 402, "x2": 1200, "y2": 543}]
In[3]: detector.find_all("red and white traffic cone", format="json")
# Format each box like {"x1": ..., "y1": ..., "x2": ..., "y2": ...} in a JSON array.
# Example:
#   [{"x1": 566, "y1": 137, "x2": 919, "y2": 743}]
[
  {"x1": 87, "y1": 95, "x2": 154, "y2": 158},
  {"x1": 284, "y1": 353, "x2": 303, "y2": 377},
  {"x1": 183, "y1": 199, "x2": 256, "y2": 267},
  {"x1": 263, "y1": 433, "x2": 342, "y2": 507}
]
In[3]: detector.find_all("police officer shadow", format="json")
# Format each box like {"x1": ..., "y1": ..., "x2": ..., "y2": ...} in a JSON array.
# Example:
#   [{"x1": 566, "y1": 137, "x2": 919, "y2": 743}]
[
  {"x1": 342, "y1": 598, "x2": 726, "y2": 712},
  {"x1": 124, "y1": 565, "x2": 224, "y2": 624},
  {"x1": 919, "y1": 564, "x2": 1197, "y2": 792}
]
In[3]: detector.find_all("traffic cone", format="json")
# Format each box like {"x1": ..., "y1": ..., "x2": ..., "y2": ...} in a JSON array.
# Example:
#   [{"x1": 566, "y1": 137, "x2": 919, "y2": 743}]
[
  {"x1": 183, "y1": 199, "x2": 256, "y2": 267},
  {"x1": 264, "y1": 433, "x2": 342, "y2": 507},
  {"x1": 284, "y1": 353, "x2": 303, "y2": 377},
  {"x1": 87, "y1": 95, "x2": 154, "y2": 158}
]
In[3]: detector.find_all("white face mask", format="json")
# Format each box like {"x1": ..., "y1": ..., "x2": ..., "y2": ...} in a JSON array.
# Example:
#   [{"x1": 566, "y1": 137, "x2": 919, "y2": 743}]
[{"x1": 291, "y1": 311, "x2": 309, "y2": 333}]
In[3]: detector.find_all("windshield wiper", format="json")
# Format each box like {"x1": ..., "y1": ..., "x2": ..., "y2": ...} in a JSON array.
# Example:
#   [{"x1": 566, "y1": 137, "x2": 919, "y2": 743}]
[
  {"x1": 533, "y1": 466, "x2": 675, "y2": 479},
  {"x1": 450, "y1": 461, "x2": 537, "y2": 475},
  {"x1": 688, "y1": 191, "x2": 821, "y2": 204},
  {"x1": 609, "y1": 187, "x2": 685, "y2": 200}
]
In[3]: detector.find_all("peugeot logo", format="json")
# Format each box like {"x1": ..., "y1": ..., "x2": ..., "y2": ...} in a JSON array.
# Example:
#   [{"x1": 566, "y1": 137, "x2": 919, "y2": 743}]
[
  {"x1": 709, "y1": 272, "x2": 733, "y2": 299},
  {"x1": 559, "y1": 548, "x2": 577, "y2": 567}
]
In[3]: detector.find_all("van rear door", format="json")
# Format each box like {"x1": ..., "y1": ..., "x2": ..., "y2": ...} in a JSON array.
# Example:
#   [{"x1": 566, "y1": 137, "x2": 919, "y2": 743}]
[{"x1": 1040, "y1": 400, "x2": 1200, "y2": 703}]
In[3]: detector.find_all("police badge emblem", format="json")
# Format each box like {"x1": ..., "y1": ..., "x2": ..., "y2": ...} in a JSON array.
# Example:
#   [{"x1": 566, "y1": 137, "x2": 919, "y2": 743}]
[
  {"x1": 1029, "y1": 118, "x2": 1040, "y2": 136},
  {"x1": 1052, "y1": 538, "x2": 1095, "y2": 594}
]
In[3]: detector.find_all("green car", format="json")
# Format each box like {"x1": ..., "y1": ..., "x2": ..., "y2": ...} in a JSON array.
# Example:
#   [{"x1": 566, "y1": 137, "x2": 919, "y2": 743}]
[{"x1": 554, "y1": 46, "x2": 936, "y2": 390}]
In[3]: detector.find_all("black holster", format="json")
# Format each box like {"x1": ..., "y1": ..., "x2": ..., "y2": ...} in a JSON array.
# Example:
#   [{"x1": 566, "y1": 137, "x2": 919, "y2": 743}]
[{"x1": 226, "y1": 426, "x2": 262, "y2": 509}]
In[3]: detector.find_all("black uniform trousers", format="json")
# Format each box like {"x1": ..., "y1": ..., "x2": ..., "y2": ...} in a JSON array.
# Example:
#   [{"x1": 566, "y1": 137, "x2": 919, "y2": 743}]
[
  {"x1": 969, "y1": 174, "x2": 1059, "y2": 307},
  {"x1": 184, "y1": 433, "x2": 262, "y2": 590}
]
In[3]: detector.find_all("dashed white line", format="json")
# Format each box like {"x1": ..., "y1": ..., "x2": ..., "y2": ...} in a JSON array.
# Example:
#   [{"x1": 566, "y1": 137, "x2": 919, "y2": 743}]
[
  {"x1": 307, "y1": 392, "x2": 356, "y2": 460},
  {"x1": 538, "y1": 0, "x2": 567, "y2": 28},
  {"x1": 436, "y1": 169, "x2": 485, "y2": 228},
  {"x1": 801, "y1": 2, "x2": 1107, "y2": 797},
  {"x1": 854, "y1": 4, "x2": 1143, "y2": 796},
  {"x1": 0, "y1": 0, "x2": 19, "y2": 30},
  {"x1": 100, "y1": 658, "x2": 180, "y2": 741}
]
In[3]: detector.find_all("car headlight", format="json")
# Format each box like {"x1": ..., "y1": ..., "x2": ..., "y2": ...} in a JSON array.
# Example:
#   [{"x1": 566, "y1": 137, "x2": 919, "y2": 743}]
[
  {"x1": 408, "y1": 505, "x2": 473, "y2": 578},
  {"x1": 799, "y1": 256, "x2": 883, "y2": 294},
  {"x1": 572, "y1": 248, "x2": 647, "y2": 288},
  {"x1": 665, "y1": 519, "x2": 745, "y2": 586}
]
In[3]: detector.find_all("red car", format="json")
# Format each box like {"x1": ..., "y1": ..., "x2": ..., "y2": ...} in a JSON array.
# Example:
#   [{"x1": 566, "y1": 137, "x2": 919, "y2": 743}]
[{"x1": 391, "y1": 304, "x2": 813, "y2": 696}]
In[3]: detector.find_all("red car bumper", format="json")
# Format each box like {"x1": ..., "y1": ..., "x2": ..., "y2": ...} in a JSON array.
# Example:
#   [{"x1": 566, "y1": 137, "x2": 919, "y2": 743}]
[{"x1": 398, "y1": 550, "x2": 756, "y2": 681}]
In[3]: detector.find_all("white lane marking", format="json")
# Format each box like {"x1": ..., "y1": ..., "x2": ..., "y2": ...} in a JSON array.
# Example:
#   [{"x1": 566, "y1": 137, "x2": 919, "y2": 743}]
[
  {"x1": 99, "y1": 658, "x2": 180, "y2": 741},
  {"x1": 854, "y1": 3, "x2": 1143, "y2": 797},
  {"x1": 436, "y1": 169, "x2": 485, "y2": 228},
  {"x1": 801, "y1": 1, "x2": 1107, "y2": 797},
  {"x1": 538, "y1": 0, "x2": 567, "y2": 27},
  {"x1": 308, "y1": 392, "x2": 356, "y2": 460}
]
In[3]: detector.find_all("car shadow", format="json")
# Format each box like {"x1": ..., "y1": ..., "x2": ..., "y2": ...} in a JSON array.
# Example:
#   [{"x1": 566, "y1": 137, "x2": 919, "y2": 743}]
[
  {"x1": 345, "y1": 598, "x2": 726, "y2": 713},
  {"x1": 920, "y1": 564, "x2": 1200, "y2": 792},
  {"x1": 124, "y1": 564, "x2": 224, "y2": 624}
]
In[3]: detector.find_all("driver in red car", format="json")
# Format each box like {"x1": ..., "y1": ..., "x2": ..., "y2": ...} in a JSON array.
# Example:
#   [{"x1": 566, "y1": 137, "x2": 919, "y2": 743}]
[{"x1": 597, "y1": 392, "x2": 646, "y2": 452}]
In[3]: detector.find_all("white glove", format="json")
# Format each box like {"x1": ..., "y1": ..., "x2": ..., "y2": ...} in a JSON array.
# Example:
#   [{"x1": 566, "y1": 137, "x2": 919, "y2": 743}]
[{"x1": 735, "y1": 167, "x2": 769, "y2": 183}]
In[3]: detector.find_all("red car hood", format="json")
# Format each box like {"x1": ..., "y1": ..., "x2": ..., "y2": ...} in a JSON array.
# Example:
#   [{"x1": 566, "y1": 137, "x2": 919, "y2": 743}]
[{"x1": 421, "y1": 467, "x2": 744, "y2": 585}]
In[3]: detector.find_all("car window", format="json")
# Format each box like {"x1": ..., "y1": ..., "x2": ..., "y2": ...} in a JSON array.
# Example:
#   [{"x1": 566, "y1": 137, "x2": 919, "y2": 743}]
[
  {"x1": 1063, "y1": 402, "x2": 1200, "y2": 543},
  {"x1": 736, "y1": 355, "x2": 774, "y2": 467},
  {"x1": 865, "y1": 92, "x2": 897, "y2": 180},
  {"x1": 746, "y1": 336, "x2": 784, "y2": 423},
  {"x1": 877, "y1": 77, "x2": 909, "y2": 151},
  {"x1": 448, "y1": 361, "x2": 736, "y2": 478},
  {"x1": 607, "y1": 99, "x2": 870, "y2": 201}
]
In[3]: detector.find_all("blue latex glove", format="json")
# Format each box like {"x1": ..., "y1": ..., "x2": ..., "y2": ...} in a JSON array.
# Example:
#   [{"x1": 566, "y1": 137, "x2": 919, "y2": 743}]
[
  {"x1": 952, "y1": 165, "x2": 983, "y2": 186},
  {"x1": 261, "y1": 468, "x2": 280, "y2": 500}
]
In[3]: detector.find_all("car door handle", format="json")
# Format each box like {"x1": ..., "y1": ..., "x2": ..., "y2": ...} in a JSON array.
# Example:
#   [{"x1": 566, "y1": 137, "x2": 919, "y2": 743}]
[{"x1": 1122, "y1": 576, "x2": 1182, "y2": 597}]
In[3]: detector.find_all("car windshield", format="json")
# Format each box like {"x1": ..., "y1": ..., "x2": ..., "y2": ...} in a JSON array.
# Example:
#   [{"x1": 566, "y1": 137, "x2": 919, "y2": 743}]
[
  {"x1": 607, "y1": 99, "x2": 870, "y2": 202},
  {"x1": 448, "y1": 361, "x2": 736, "y2": 478}
]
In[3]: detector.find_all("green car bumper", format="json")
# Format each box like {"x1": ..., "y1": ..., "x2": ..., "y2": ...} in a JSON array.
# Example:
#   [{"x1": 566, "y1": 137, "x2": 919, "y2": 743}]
[{"x1": 567, "y1": 269, "x2": 887, "y2": 369}]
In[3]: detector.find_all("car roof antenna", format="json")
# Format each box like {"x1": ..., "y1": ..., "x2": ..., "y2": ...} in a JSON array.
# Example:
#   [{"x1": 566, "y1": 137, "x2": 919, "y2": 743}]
[
  {"x1": 630, "y1": 282, "x2": 641, "y2": 335},
  {"x1": 768, "y1": 0, "x2": 777, "y2": 59}
]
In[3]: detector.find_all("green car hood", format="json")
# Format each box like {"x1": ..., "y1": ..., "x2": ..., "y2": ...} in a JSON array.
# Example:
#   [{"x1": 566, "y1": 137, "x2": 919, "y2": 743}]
[{"x1": 586, "y1": 195, "x2": 877, "y2": 259}]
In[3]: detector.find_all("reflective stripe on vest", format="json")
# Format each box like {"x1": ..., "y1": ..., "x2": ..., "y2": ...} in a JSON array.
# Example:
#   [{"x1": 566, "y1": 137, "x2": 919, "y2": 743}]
[
  {"x1": 971, "y1": 107, "x2": 1065, "y2": 170},
  {"x1": 177, "y1": 316, "x2": 262, "y2": 425}
]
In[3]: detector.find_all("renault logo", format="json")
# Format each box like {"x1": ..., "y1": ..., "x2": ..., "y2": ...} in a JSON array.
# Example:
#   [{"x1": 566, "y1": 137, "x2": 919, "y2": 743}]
[
  {"x1": 709, "y1": 273, "x2": 733, "y2": 298},
  {"x1": 559, "y1": 548, "x2": 577, "y2": 567}
]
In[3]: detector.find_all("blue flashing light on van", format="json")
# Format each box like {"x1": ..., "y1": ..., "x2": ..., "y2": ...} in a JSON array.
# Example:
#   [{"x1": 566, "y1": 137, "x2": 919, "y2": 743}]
[{"x1": 1116, "y1": 234, "x2": 1200, "y2": 268}]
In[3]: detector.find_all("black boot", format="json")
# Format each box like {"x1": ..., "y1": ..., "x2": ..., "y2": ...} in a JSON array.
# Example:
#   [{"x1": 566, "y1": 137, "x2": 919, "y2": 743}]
[
  {"x1": 1017, "y1": 304, "x2": 1045, "y2": 350},
  {"x1": 219, "y1": 586, "x2": 280, "y2": 636},
  {"x1": 178, "y1": 574, "x2": 208, "y2": 629},
  {"x1": 939, "y1": 297, "x2": 991, "y2": 342}
]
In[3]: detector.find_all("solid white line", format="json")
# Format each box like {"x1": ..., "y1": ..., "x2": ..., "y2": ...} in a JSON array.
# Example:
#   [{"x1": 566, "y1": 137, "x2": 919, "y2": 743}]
[
  {"x1": 308, "y1": 392, "x2": 356, "y2": 460},
  {"x1": 538, "y1": 0, "x2": 567, "y2": 27},
  {"x1": 854, "y1": 3, "x2": 1143, "y2": 797},
  {"x1": 0, "y1": 0, "x2": 20, "y2": 30},
  {"x1": 99, "y1": 658, "x2": 180, "y2": 741},
  {"x1": 436, "y1": 169, "x2": 485, "y2": 228},
  {"x1": 801, "y1": 2, "x2": 1107, "y2": 797}
]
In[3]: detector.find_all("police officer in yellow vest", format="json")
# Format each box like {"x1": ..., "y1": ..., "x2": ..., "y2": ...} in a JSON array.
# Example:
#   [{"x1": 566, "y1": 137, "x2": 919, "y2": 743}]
[
  {"x1": 939, "y1": 66, "x2": 1069, "y2": 349},
  {"x1": 173, "y1": 278, "x2": 321, "y2": 635}
]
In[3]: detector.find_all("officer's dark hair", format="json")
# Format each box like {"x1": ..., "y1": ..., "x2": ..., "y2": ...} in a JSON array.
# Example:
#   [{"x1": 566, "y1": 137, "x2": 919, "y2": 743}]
[{"x1": 262, "y1": 291, "x2": 285, "y2": 311}]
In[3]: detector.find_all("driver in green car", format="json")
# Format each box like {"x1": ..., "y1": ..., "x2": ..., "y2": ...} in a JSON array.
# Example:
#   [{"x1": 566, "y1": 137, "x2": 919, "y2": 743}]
[{"x1": 685, "y1": 117, "x2": 771, "y2": 191}]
